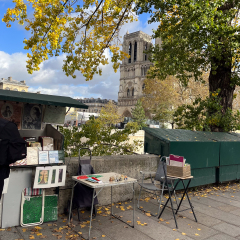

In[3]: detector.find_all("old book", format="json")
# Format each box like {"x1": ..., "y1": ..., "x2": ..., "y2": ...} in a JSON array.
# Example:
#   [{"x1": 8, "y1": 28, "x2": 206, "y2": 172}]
[
  {"x1": 27, "y1": 147, "x2": 39, "y2": 165},
  {"x1": 42, "y1": 137, "x2": 54, "y2": 151},
  {"x1": 39, "y1": 151, "x2": 49, "y2": 164}
]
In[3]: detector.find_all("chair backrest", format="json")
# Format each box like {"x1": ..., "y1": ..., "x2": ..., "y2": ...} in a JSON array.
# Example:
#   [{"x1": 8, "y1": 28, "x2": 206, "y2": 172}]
[{"x1": 155, "y1": 158, "x2": 172, "y2": 184}]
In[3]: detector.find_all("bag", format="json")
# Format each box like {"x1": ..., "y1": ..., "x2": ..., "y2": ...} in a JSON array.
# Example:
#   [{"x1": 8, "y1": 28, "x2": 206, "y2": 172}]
[{"x1": 0, "y1": 118, "x2": 27, "y2": 165}]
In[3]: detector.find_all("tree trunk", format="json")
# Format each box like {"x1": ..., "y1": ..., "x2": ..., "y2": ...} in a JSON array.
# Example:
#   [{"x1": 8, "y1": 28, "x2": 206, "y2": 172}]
[{"x1": 208, "y1": 55, "x2": 235, "y2": 132}]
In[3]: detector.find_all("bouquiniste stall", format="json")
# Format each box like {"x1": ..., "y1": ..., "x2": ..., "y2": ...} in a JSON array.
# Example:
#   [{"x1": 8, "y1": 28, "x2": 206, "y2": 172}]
[{"x1": 0, "y1": 89, "x2": 88, "y2": 228}]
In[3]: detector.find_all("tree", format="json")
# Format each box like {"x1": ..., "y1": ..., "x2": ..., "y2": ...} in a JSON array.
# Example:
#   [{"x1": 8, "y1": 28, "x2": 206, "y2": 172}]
[
  {"x1": 3, "y1": 0, "x2": 136, "y2": 80},
  {"x1": 131, "y1": 99, "x2": 146, "y2": 129},
  {"x1": 142, "y1": 71, "x2": 208, "y2": 127},
  {"x1": 136, "y1": 0, "x2": 240, "y2": 132},
  {"x1": 59, "y1": 103, "x2": 142, "y2": 156}
]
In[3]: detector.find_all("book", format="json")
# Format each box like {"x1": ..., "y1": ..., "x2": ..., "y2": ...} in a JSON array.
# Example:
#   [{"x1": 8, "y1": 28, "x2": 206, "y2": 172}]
[
  {"x1": 49, "y1": 151, "x2": 59, "y2": 164},
  {"x1": 39, "y1": 151, "x2": 49, "y2": 164},
  {"x1": 27, "y1": 147, "x2": 39, "y2": 165},
  {"x1": 42, "y1": 137, "x2": 54, "y2": 151}
]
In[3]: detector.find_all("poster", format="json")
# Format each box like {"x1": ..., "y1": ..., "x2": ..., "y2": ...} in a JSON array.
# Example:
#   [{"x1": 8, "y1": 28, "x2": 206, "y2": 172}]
[
  {"x1": 0, "y1": 101, "x2": 23, "y2": 129},
  {"x1": 22, "y1": 103, "x2": 42, "y2": 130},
  {"x1": 43, "y1": 105, "x2": 66, "y2": 124}
]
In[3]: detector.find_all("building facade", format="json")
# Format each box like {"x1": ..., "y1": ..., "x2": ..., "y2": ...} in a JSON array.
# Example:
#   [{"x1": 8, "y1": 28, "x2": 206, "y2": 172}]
[
  {"x1": 117, "y1": 31, "x2": 153, "y2": 117},
  {"x1": 0, "y1": 77, "x2": 29, "y2": 92},
  {"x1": 76, "y1": 98, "x2": 117, "y2": 113}
]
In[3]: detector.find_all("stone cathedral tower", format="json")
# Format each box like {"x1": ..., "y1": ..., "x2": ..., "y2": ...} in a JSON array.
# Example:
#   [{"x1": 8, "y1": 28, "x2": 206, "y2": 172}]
[{"x1": 117, "y1": 31, "x2": 153, "y2": 117}]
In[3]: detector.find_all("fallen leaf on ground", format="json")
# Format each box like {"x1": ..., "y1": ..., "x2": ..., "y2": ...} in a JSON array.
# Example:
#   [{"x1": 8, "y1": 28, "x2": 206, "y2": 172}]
[
  {"x1": 145, "y1": 213, "x2": 151, "y2": 217},
  {"x1": 195, "y1": 233, "x2": 200, "y2": 236},
  {"x1": 102, "y1": 235, "x2": 106, "y2": 237},
  {"x1": 182, "y1": 232, "x2": 186, "y2": 235},
  {"x1": 29, "y1": 236, "x2": 35, "y2": 239}
]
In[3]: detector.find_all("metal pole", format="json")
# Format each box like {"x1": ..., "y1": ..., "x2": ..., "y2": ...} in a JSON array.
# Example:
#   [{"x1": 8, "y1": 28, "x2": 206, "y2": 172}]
[
  {"x1": 111, "y1": 186, "x2": 113, "y2": 216},
  {"x1": 133, "y1": 182, "x2": 135, "y2": 228},
  {"x1": 89, "y1": 189, "x2": 95, "y2": 240},
  {"x1": 68, "y1": 182, "x2": 76, "y2": 224}
]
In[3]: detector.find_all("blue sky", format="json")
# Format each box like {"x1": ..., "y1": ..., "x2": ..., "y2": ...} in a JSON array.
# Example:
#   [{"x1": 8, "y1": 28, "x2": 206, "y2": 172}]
[{"x1": 0, "y1": 1, "x2": 157, "y2": 100}]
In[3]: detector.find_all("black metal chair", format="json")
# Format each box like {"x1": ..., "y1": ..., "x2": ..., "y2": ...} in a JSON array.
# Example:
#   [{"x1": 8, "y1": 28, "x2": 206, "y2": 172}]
[{"x1": 137, "y1": 157, "x2": 178, "y2": 216}]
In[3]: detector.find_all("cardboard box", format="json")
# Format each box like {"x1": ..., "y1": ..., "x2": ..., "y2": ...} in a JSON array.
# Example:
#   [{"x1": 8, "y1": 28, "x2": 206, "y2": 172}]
[{"x1": 167, "y1": 165, "x2": 191, "y2": 178}]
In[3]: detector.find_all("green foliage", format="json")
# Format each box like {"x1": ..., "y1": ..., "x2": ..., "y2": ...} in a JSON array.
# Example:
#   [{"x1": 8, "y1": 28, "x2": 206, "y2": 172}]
[
  {"x1": 131, "y1": 100, "x2": 147, "y2": 130},
  {"x1": 174, "y1": 91, "x2": 240, "y2": 132},
  {"x1": 59, "y1": 116, "x2": 143, "y2": 157},
  {"x1": 136, "y1": 0, "x2": 240, "y2": 132}
]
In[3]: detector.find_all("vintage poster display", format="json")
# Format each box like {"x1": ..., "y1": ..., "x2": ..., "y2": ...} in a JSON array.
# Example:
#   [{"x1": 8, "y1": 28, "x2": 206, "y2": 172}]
[
  {"x1": 33, "y1": 167, "x2": 52, "y2": 188},
  {"x1": 0, "y1": 101, "x2": 23, "y2": 129},
  {"x1": 43, "y1": 105, "x2": 66, "y2": 124},
  {"x1": 22, "y1": 103, "x2": 43, "y2": 130}
]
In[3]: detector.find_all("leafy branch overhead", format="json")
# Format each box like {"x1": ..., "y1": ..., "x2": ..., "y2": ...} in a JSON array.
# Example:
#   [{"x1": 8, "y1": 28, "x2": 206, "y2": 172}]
[{"x1": 3, "y1": 0, "x2": 137, "y2": 80}]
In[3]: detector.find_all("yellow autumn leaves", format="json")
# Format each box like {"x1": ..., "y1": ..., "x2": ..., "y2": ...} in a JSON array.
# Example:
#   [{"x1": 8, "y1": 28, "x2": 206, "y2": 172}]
[{"x1": 2, "y1": 0, "x2": 137, "y2": 80}]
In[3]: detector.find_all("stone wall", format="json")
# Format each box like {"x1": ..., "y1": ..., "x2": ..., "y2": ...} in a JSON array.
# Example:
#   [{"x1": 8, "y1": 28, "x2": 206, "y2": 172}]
[{"x1": 58, "y1": 154, "x2": 159, "y2": 213}]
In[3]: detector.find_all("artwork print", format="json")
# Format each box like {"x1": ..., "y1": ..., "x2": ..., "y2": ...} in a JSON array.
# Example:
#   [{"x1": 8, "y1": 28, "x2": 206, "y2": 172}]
[
  {"x1": 38, "y1": 170, "x2": 49, "y2": 185},
  {"x1": 33, "y1": 167, "x2": 52, "y2": 189},
  {"x1": 51, "y1": 169, "x2": 56, "y2": 184},
  {"x1": 22, "y1": 103, "x2": 42, "y2": 130},
  {"x1": 58, "y1": 169, "x2": 63, "y2": 183},
  {"x1": 0, "y1": 101, "x2": 23, "y2": 129}
]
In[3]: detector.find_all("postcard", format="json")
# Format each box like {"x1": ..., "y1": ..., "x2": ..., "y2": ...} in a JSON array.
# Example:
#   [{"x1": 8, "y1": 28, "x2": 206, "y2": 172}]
[{"x1": 49, "y1": 151, "x2": 59, "y2": 164}]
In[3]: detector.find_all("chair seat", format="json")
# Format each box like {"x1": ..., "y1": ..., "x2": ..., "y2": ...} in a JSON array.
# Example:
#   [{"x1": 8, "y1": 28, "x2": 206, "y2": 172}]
[{"x1": 138, "y1": 182, "x2": 160, "y2": 191}]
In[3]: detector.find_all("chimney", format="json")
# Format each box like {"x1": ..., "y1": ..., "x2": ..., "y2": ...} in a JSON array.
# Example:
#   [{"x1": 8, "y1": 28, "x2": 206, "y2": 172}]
[
  {"x1": 20, "y1": 80, "x2": 26, "y2": 84},
  {"x1": 8, "y1": 77, "x2": 12, "y2": 81}
]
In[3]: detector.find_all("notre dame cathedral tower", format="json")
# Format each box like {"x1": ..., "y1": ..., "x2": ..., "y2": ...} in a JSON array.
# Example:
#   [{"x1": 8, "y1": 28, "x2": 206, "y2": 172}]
[{"x1": 117, "y1": 31, "x2": 153, "y2": 117}]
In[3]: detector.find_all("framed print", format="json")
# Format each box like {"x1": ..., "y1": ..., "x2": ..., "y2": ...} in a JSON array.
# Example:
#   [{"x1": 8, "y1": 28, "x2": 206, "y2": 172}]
[
  {"x1": 33, "y1": 167, "x2": 52, "y2": 189},
  {"x1": 0, "y1": 101, "x2": 23, "y2": 129},
  {"x1": 22, "y1": 103, "x2": 42, "y2": 130},
  {"x1": 55, "y1": 165, "x2": 66, "y2": 187},
  {"x1": 50, "y1": 167, "x2": 58, "y2": 187}
]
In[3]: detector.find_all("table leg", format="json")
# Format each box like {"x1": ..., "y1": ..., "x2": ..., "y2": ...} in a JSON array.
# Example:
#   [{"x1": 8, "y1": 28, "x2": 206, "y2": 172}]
[
  {"x1": 179, "y1": 179, "x2": 197, "y2": 222},
  {"x1": 111, "y1": 186, "x2": 113, "y2": 216},
  {"x1": 68, "y1": 182, "x2": 77, "y2": 225},
  {"x1": 175, "y1": 179, "x2": 191, "y2": 214},
  {"x1": 158, "y1": 179, "x2": 180, "y2": 229},
  {"x1": 133, "y1": 182, "x2": 135, "y2": 228},
  {"x1": 88, "y1": 189, "x2": 95, "y2": 240}
]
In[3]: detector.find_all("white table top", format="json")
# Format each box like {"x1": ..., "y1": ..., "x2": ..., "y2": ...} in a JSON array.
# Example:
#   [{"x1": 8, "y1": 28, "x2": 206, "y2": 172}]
[{"x1": 72, "y1": 172, "x2": 137, "y2": 189}]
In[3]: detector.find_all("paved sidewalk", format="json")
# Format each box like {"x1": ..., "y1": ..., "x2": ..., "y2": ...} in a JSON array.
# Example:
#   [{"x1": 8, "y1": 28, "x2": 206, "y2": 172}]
[{"x1": 1, "y1": 182, "x2": 240, "y2": 240}]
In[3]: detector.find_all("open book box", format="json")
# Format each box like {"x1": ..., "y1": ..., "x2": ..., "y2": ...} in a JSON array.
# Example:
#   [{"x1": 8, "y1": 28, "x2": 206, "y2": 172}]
[{"x1": 167, "y1": 164, "x2": 191, "y2": 178}]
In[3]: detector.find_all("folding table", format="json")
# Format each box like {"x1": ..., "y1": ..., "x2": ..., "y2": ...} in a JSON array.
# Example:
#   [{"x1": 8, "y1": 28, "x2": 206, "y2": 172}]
[
  {"x1": 68, "y1": 172, "x2": 137, "y2": 240},
  {"x1": 158, "y1": 175, "x2": 197, "y2": 229}
]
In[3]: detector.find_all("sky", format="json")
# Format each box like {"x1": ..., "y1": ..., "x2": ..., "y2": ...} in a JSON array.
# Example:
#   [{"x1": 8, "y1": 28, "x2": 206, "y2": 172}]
[{"x1": 0, "y1": 1, "x2": 158, "y2": 101}]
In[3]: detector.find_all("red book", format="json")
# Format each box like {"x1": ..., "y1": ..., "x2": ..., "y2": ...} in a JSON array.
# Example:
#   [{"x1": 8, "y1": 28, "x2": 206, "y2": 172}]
[{"x1": 77, "y1": 175, "x2": 88, "y2": 179}]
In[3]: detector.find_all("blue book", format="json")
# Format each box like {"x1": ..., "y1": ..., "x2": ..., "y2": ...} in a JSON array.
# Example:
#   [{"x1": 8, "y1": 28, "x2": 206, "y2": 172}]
[{"x1": 49, "y1": 151, "x2": 59, "y2": 164}]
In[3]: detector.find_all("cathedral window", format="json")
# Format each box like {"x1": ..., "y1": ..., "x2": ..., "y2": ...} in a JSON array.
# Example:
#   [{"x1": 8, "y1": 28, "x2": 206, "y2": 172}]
[
  {"x1": 134, "y1": 42, "x2": 137, "y2": 62},
  {"x1": 132, "y1": 88, "x2": 134, "y2": 96},
  {"x1": 127, "y1": 88, "x2": 130, "y2": 97},
  {"x1": 128, "y1": 43, "x2": 132, "y2": 63},
  {"x1": 144, "y1": 43, "x2": 147, "y2": 61}
]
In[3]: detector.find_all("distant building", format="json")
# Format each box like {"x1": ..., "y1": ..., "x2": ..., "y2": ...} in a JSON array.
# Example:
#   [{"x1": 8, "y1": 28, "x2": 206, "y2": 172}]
[
  {"x1": 0, "y1": 77, "x2": 29, "y2": 92},
  {"x1": 76, "y1": 98, "x2": 117, "y2": 113}
]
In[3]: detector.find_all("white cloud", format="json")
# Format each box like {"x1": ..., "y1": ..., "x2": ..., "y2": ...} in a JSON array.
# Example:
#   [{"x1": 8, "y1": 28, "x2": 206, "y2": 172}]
[{"x1": 0, "y1": 16, "x2": 158, "y2": 101}]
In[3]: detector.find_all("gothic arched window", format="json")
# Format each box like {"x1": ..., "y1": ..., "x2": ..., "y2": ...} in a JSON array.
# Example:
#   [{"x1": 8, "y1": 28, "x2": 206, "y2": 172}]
[
  {"x1": 142, "y1": 83, "x2": 145, "y2": 91},
  {"x1": 132, "y1": 88, "x2": 134, "y2": 96},
  {"x1": 144, "y1": 43, "x2": 148, "y2": 61},
  {"x1": 134, "y1": 42, "x2": 137, "y2": 62},
  {"x1": 141, "y1": 66, "x2": 144, "y2": 76},
  {"x1": 128, "y1": 43, "x2": 132, "y2": 63},
  {"x1": 127, "y1": 88, "x2": 130, "y2": 97}
]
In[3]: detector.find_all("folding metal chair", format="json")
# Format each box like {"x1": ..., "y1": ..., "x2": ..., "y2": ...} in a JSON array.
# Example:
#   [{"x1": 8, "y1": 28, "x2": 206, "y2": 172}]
[{"x1": 137, "y1": 157, "x2": 178, "y2": 216}]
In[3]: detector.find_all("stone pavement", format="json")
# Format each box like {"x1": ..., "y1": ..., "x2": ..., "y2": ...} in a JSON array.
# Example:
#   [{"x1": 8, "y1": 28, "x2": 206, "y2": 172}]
[{"x1": 1, "y1": 182, "x2": 240, "y2": 240}]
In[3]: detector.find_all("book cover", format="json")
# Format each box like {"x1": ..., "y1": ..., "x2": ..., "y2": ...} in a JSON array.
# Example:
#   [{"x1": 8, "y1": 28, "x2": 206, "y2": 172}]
[
  {"x1": 42, "y1": 137, "x2": 54, "y2": 151},
  {"x1": 39, "y1": 151, "x2": 49, "y2": 164},
  {"x1": 27, "y1": 147, "x2": 39, "y2": 165},
  {"x1": 49, "y1": 151, "x2": 59, "y2": 164}
]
